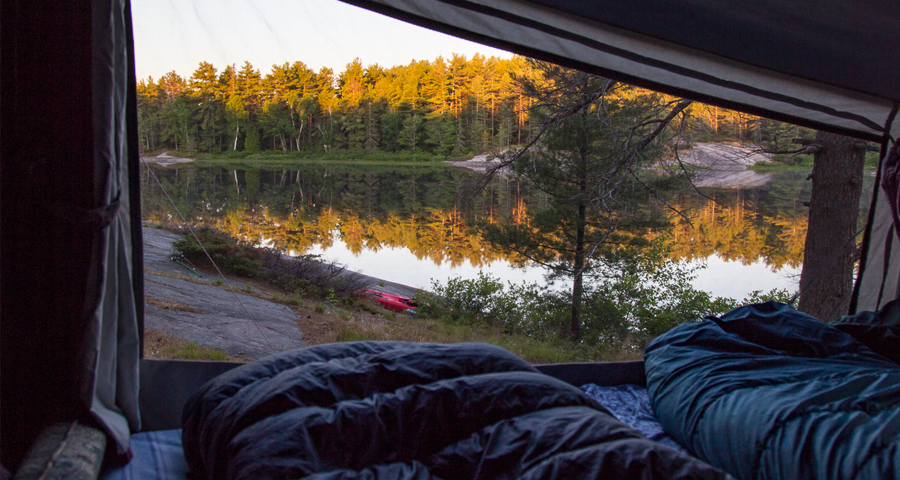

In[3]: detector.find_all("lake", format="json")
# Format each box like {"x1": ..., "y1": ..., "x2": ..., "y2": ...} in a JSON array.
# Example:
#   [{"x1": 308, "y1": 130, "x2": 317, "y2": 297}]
[{"x1": 140, "y1": 162, "x2": 874, "y2": 301}]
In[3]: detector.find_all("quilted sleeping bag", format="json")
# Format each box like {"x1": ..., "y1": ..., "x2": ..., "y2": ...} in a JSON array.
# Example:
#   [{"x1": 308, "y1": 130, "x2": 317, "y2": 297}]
[
  {"x1": 645, "y1": 302, "x2": 900, "y2": 480},
  {"x1": 182, "y1": 341, "x2": 728, "y2": 480}
]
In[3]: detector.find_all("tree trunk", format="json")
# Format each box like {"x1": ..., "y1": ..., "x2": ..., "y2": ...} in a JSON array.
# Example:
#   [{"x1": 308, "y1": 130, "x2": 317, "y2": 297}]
[
  {"x1": 570, "y1": 197, "x2": 586, "y2": 343},
  {"x1": 798, "y1": 131, "x2": 865, "y2": 321}
]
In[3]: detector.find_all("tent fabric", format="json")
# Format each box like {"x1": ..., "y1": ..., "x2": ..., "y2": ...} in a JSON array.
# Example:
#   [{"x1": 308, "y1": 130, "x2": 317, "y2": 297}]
[
  {"x1": 524, "y1": 1, "x2": 899, "y2": 104},
  {"x1": 342, "y1": 0, "x2": 900, "y2": 142},
  {"x1": 858, "y1": 143, "x2": 900, "y2": 312},
  {"x1": 1, "y1": 0, "x2": 141, "y2": 464},
  {"x1": 880, "y1": 143, "x2": 900, "y2": 240},
  {"x1": 1, "y1": 0, "x2": 142, "y2": 468},
  {"x1": 83, "y1": 0, "x2": 143, "y2": 454},
  {"x1": 854, "y1": 148, "x2": 900, "y2": 312}
]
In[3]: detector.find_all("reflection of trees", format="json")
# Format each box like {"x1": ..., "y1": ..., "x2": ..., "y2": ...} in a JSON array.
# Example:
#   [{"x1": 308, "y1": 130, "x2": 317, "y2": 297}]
[
  {"x1": 662, "y1": 176, "x2": 813, "y2": 270},
  {"x1": 141, "y1": 164, "x2": 524, "y2": 267},
  {"x1": 142, "y1": 166, "x2": 869, "y2": 272}
]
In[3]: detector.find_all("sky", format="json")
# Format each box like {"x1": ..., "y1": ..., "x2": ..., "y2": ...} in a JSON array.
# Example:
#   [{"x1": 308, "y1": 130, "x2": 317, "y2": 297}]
[{"x1": 132, "y1": 0, "x2": 513, "y2": 81}]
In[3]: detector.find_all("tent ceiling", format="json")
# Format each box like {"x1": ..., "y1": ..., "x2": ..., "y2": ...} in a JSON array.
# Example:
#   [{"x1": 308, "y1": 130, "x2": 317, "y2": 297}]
[
  {"x1": 343, "y1": 0, "x2": 899, "y2": 142},
  {"x1": 527, "y1": 0, "x2": 899, "y2": 102}
]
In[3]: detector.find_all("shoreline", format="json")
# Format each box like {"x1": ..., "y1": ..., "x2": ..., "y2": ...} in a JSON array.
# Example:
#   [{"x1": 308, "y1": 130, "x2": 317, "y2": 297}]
[
  {"x1": 141, "y1": 152, "x2": 194, "y2": 167},
  {"x1": 140, "y1": 142, "x2": 782, "y2": 189},
  {"x1": 142, "y1": 224, "x2": 422, "y2": 360},
  {"x1": 444, "y1": 149, "x2": 511, "y2": 175}
]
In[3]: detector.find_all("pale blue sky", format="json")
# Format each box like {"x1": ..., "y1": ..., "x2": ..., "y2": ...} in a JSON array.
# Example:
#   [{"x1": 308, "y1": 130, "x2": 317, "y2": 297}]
[{"x1": 132, "y1": 0, "x2": 513, "y2": 81}]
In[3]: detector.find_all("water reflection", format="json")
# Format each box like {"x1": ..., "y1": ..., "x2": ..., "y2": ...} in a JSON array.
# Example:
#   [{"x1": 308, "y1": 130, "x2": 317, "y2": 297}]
[
  {"x1": 663, "y1": 176, "x2": 813, "y2": 271},
  {"x1": 304, "y1": 235, "x2": 550, "y2": 291},
  {"x1": 141, "y1": 164, "x2": 873, "y2": 299}
]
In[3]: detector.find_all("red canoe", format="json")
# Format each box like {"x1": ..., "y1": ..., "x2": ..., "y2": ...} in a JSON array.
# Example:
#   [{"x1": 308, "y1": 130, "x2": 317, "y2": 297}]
[{"x1": 366, "y1": 289, "x2": 419, "y2": 313}]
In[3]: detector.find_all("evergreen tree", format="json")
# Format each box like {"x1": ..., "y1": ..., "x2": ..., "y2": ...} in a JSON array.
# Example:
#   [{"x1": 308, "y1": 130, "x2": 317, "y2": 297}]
[
  {"x1": 380, "y1": 110, "x2": 404, "y2": 151},
  {"x1": 243, "y1": 120, "x2": 260, "y2": 153},
  {"x1": 424, "y1": 114, "x2": 454, "y2": 155},
  {"x1": 479, "y1": 62, "x2": 692, "y2": 342},
  {"x1": 400, "y1": 114, "x2": 423, "y2": 151},
  {"x1": 363, "y1": 100, "x2": 381, "y2": 152},
  {"x1": 161, "y1": 95, "x2": 195, "y2": 152}
]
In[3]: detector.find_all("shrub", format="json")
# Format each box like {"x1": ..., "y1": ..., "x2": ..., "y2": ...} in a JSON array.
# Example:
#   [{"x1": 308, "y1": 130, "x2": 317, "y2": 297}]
[
  {"x1": 418, "y1": 241, "x2": 796, "y2": 349},
  {"x1": 173, "y1": 227, "x2": 366, "y2": 299},
  {"x1": 417, "y1": 272, "x2": 520, "y2": 329}
]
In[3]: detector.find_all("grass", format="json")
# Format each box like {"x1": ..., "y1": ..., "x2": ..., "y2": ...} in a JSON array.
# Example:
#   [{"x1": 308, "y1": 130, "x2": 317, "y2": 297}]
[
  {"x1": 166, "y1": 342, "x2": 231, "y2": 361},
  {"x1": 191, "y1": 149, "x2": 450, "y2": 167},
  {"x1": 145, "y1": 296, "x2": 207, "y2": 314},
  {"x1": 147, "y1": 280, "x2": 640, "y2": 364},
  {"x1": 749, "y1": 150, "x2": 881, "y2": 172},
  {"x1": 315, "y1": 307, "x2": 641, "y2": 364},
  {"x1": 191, "y1": 158, "x2": 450, "y2": 169},
  {"x1": 749, "y1": 162, "x2": 814, "y2": 172},
  {"x1": 144, "y1": 328, "x2": 247, "y2": 362}
]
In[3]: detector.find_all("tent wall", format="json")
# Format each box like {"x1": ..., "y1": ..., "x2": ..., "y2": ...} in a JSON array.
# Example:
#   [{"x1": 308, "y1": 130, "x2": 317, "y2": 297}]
[
  {"x1": 855, "y1": 142, "x2": 900, "y2": 313},
  {"x1": 1, "y1": 0, "x2": 142, "y2": 469},
  {"x1": 524, "y1": 0, "x2": 899, "y2": 104},
  {"x1": 854, "y1": 185, "x2": 900, "y2": 312},
  {"x1": 83, "y1": 0, "x2": 143, "y2": 455},
  {"x1": 342, "y1": 0, "x2": 899, "y2": 142},
  {"x1": 2, "y1": 0, "x2": 97, "y2": 468}
]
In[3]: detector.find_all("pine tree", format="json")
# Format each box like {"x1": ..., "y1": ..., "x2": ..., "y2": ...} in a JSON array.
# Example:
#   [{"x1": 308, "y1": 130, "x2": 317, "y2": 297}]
[{"x1": 479, "y1": 62, "x2": 692, "y2": 342}]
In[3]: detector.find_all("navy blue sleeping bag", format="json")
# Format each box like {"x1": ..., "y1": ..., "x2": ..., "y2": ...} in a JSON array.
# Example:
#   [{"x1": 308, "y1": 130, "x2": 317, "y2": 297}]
[
  {"x1": 182, "y1": 341, "x2": 728, "y2": 480},
  {"x1": 645, "y1": 302, "x2": 900, "y2": 480}
]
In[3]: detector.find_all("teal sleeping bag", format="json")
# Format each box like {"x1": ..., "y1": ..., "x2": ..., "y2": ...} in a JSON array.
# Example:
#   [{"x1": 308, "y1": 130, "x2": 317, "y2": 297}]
[{"x1": 644, "y1": 301, "x2": 900, "y2": 480}]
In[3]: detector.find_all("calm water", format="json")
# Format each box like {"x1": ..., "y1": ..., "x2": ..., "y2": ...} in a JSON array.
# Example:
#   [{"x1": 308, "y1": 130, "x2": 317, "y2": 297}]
[{"x1": 140, "y1": 163, "x2": 874, "y2": 300}]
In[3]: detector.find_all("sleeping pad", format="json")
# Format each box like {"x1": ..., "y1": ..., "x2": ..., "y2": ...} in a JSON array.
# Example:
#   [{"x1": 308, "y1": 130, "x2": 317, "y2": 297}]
[
  {"x1": 182, "y1": 341, "x2": 729, "y2": 480},
  {"x1": 644, "y1": 301, "x2": 900, "y2": 480}
]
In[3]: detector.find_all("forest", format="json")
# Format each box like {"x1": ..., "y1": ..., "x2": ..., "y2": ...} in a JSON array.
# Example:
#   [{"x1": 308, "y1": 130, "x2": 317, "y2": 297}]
[
  {"x1": 138, "y1": 55, "x2": 784, "y2": 157},
  {"x1": 139, "y1": 55, "x2": 837, "y2": 346}
]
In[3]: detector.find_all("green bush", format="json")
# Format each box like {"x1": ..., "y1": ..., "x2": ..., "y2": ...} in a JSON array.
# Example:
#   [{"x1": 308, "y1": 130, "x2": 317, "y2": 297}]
[
  {"x1": 173, "y1": 228, "x2": 263, "y2": 278},
  {"x1": 417, "y1": 272, "x2": 528, "y2": 332},
  {"x1": 418, "y1": 240, "x2": 797, "y2": 349}
]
